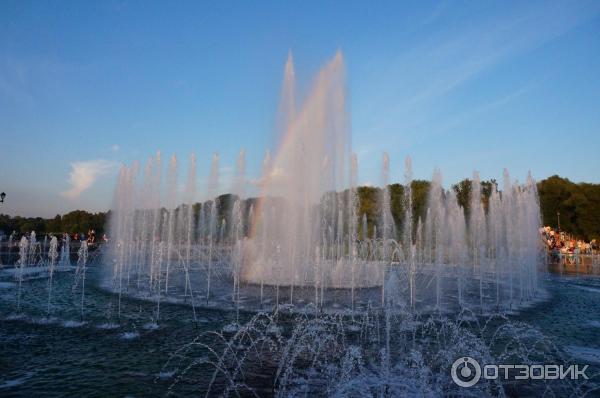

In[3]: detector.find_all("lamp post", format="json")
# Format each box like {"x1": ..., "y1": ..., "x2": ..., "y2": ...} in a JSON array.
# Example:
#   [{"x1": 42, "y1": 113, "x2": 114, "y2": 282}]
[
  {"x1": 0, "y1": 192, "x2": 5, "y2": 203},
  {"x1": 557, "y1": 211, "x2": 560, "y2": 232}
]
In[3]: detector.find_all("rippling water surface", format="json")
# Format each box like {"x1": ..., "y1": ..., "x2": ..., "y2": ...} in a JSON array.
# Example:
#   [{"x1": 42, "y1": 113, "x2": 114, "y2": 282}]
[{"x1": 1, "y1": 267, "x2": 599, "y2": 397}]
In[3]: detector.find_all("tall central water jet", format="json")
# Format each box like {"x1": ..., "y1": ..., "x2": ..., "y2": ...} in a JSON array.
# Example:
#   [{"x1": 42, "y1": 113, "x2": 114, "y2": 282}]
[{"x1": 243, "y1": 51, "x2": 382, "y2": 288}]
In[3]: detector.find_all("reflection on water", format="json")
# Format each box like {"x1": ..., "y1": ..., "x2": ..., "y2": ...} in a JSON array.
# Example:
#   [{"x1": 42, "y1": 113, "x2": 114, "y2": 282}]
[{"x1": 547, "y1": 254, "x2": 600, "y2": 276}]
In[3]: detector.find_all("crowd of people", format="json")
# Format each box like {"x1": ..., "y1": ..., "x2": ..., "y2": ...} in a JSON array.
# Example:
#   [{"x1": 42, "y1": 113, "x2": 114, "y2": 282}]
[
  {"x1": 68, "y1": 229, "x2": 108, "y2": 245},
  {"x1": 0, "y1": 229, "x2": 108, "y2": 247},
  {"x1": 540, "y1": 226, "x2": 598, "y2": 262},
  {"x1": 0, "y1": 230, "x2": 108, "y2": 267}
]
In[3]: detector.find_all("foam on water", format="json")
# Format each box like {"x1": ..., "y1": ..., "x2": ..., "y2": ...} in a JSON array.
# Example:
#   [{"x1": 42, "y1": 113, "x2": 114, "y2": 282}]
[
  {"x1": 142, "y1": 322, "x2": 159, "y2": 330},
  {"x1": 62, "y1": 320, "x2": 87, "y2": 328},
  {"x1": 97, "y1": 322, "x2": 120, "y2": 330},
  {"x1": 158, "y1": 370, "x2": 176, "y2": 380},
  {"x1": 574, "y1": 285, "x2": 600, "y2": 294},
  {"x1": 4, "y1": 314, "x2": 26, "y2": 321},
  {"x1": 0, "y1": 372, "x2": 35, "y2": 390},
  {"x1": 222, "y1": 323, "x2": 239, "y2": 334},
  {"x1": 33, "y1": 316, "x2": 57, "y2": 325},
  {"x1": 588, "y1": 320, "x2": 600, "y2": 328},
  {"x1": 120, "y1": 331, "x2": 140, "y2": 340}
]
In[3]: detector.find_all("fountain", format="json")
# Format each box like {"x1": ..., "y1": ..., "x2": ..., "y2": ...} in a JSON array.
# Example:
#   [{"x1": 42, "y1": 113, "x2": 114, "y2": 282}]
[
  {"x1": 46, "y1": 236, "x2": 58, "y2": 316},
  {"x1": 74, "y1": 241, "x2": 88, "y2": 321},
  {"x1": 60, "y1": 233, "x2": 71, "y2": 267},
  {"x1": 27, "y1": 231, "x2": 38, "y2": 266},
  {"x1": 3, "y1": 52, "x2": 598, "y2": 398},
  {"x1": 105, "y1": 52, "x2": 543, "y2": 315},
  {"x1": 15, "y1": 236, "x2": 28, "y2": 312}
]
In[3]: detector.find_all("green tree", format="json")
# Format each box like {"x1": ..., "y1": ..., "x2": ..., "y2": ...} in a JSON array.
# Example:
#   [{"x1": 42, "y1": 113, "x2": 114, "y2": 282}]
[{"x1": 537, "y1": 176, "x2": 600, "y2": 240}]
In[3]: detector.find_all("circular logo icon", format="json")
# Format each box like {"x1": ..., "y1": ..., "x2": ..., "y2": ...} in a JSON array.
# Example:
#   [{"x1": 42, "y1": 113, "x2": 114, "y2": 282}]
[{"x1": 451, "y1": 357, "x2": 481, "y2": 387}]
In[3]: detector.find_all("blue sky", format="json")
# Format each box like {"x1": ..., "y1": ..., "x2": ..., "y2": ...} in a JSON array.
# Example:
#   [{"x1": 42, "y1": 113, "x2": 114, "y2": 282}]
[{"x1": 1, "y1": 0, "x2": 599, "y2": 217}]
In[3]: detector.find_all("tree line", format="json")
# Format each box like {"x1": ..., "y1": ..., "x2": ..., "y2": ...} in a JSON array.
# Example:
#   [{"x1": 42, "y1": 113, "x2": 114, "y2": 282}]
[
  {"x1": 1, "y1": 175, "x2": 598, "y2": 241},
  {"x1": 0, "y1": 210, "x2": 109, "y2": 236}
]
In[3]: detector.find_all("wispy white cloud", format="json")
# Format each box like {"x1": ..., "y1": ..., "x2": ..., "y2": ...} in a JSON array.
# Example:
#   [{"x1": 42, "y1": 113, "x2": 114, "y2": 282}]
[
  {"x1": 111, "y1": 144, "x2": 120, "y2": 152},
  {"x1": 61, "y1": 160, "x2": 119, "y2": 199},
  {"x1": 358, "y1": 1, "x2": 600, "y2": 140}
]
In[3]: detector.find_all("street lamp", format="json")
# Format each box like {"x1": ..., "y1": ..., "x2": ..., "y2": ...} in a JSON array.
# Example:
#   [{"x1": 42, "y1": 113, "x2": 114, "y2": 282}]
[
  {"x1": 557, "y1": 211, "x2": 560, "y2": 232},
  {"x1": 0, "y1": 192, "x2": 5, "y2": 203}
]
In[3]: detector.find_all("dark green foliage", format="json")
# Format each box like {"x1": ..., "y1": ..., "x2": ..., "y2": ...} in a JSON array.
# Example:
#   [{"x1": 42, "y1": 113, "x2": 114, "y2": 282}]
[
  {"x1": 538, "y1": 176, "x2": 600, "y2": 241},
  {"x1": 389, "y1": 183, "x2": 404, "y2": 231},
  {"x1": 411, "y1": 180, "x2": 431, "y2": 224},
  {"x1": 0, "y1": 210, "x2": 108, "y2": 236},
  {"x1": 480, "y1": 180, "x2": 498, "y2": 212},
  {"x1": 60, "y1": 210, "x2": 107, "y2": 234},
  {"x1": 451, "y1": 178, "x2": 498, "y2": 217},
  {"x1": 452, "y1": 179, "x2": 472, "y2": 216},
  {"x1": 357, "y1": 186, "x2": 380, "y2": 238}
]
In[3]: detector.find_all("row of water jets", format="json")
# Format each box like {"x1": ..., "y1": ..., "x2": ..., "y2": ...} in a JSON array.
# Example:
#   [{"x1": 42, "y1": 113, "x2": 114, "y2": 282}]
[
  {"x1": 2, "y1": 231, "x2": 70, "y2": 267},
  {"x1": 11, "y1": 232, "x2": 89, "y2": 321},
  {"x1": 107, "y1": 149, "x2": 543, "y2": 325},
  {"x1": 106, "y1": 51, "x2": 543, "y2": 324}
]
